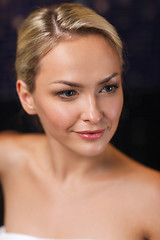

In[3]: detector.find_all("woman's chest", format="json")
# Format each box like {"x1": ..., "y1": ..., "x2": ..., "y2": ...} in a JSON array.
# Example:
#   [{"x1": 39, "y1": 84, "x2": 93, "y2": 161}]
[
  {"x1": 2, "y1": 169, "x2": 146, "y2": 240},
  {"x1": 4, "y1": 182, "x2": 145, "y2": 240}
]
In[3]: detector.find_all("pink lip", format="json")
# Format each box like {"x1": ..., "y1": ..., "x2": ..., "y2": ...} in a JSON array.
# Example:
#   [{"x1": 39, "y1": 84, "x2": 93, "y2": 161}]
[{"x1": 75, "y1": 129, "x2": 105, "y2": 140}]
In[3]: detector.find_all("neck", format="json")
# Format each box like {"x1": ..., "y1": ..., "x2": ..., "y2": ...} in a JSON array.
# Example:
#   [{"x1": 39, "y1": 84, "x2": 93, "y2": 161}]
[{"x1": 45, "y1": 136, "x2": 111, "y2": 183}]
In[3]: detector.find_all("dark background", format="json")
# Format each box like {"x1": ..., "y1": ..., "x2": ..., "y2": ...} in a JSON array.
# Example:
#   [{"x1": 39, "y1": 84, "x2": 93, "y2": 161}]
[{"x1": 0, "y1": 0, "x2": 160, "y2": 225}]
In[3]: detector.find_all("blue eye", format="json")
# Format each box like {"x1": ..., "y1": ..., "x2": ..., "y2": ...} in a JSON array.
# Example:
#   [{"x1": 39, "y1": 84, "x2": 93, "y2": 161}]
[
  {"x1": 56, "y1": 90, "x2": 77, "y2": 98},
  {"x1": 101, "y1": 84, "x2": 119, "y2": 93}
]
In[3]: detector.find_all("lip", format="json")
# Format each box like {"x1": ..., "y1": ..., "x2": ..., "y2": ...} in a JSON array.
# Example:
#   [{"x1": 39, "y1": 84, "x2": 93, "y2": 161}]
[{"x1": 75, "y1": 129, "x2": 105, "y2": 140}]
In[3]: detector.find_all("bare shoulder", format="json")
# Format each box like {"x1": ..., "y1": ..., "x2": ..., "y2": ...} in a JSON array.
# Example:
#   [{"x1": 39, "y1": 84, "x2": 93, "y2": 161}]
[
  {"x1": 111, "y1": 143, "x2": 160, "y2": 195},
  {"x1": 129, "y1": 159, "x2": 160, "y2": 239},
  {"x1": 110, "y1": 144, "x2": 160, "y2": 238},
  {"x1": 0, "y1": 131, "x2": 46, "y2": 175},
  {"x1": 110, "y1": 143, "x2": 160, "y2": 180}
]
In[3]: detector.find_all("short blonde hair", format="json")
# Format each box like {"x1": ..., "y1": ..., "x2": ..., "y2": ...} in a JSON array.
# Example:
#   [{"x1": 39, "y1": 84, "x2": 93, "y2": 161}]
[{"x1": 15, "y1": 3, "x2": 123, "y2": 92}]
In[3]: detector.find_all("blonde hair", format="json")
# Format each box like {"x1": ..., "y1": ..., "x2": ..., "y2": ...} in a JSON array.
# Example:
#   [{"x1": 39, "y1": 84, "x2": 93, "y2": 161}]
[{"x1": 15, "y1": 3, "x2": 123, "y2": 92}]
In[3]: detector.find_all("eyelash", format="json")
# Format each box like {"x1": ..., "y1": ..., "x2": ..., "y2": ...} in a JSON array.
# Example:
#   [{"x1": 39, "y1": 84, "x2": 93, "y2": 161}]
[
  {"x1": 56, "y1": 90, "x2": 77, "y2": 99},
  {"x1": 55, "y1": 84, "x2": 119, "y2": 100},
  {"x1": 100, "y1": 84, "x2": 119, "y2": 93}
]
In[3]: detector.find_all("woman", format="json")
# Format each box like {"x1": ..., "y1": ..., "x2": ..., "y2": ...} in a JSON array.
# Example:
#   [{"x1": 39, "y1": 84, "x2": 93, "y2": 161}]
[{"x1": 0, "y1": 3, "x2": 160, "y2": 240}]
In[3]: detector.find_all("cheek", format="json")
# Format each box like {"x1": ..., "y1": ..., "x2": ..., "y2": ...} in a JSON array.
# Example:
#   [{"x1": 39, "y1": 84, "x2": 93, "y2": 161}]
[
  {"x1": 102, "y1": 95, "x2": 123, "y2": 122},
  {"x1": 40, "y1": 102, "x2": 77, "y2": 129}
]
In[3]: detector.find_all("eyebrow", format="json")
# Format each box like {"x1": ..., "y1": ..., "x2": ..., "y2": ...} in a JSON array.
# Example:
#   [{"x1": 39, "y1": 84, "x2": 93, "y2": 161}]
[
  {"x1": 98, "y1": 72, "x2": 119, "y2": 85},
  {"x1": 51, "y1": 72, "x2": 119, "y2": 88}
]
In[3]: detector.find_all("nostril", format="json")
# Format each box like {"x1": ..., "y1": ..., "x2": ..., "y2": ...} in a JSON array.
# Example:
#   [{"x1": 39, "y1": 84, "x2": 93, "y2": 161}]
[{"x1": 81, "y1": 110, "x2": 103, "y2": 124}]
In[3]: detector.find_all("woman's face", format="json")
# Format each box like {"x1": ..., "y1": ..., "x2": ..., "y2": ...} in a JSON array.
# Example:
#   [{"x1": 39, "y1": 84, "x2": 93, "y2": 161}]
[{"x1": 31, "y1": 34, "x2": 123, "y2": 157}]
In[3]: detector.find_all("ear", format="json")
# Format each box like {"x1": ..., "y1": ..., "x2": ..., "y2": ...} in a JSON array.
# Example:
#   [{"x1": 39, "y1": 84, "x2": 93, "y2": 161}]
[{"x1": 16, "y1": 80, "x2": 37, "y2": 115}]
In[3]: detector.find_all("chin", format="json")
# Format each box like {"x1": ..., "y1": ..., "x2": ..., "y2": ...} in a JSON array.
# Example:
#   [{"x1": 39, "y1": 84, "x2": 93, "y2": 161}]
[{"x1": 75, "y1": 143, "x2": 108, "y2": 158}]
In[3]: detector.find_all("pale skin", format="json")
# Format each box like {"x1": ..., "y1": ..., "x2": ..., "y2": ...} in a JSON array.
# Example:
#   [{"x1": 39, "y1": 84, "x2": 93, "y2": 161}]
[{"x1": 0, "y1": 34, "x2": 160, "y2": 240}]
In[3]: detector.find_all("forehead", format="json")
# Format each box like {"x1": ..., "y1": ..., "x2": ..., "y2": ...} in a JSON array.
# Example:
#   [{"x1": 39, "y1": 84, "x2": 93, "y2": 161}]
[{"x1": 37, "y1": 34, "x2": 121, "y2": 84}]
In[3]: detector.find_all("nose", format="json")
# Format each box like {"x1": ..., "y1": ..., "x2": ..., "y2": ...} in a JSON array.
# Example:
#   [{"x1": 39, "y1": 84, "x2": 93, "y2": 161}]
[{"x1": 81, "y1": 94, "x2": 103, "y2": 124}]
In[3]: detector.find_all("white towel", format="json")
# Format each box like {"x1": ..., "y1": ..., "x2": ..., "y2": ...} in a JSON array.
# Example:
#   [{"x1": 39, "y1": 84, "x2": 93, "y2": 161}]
[{"x1": 0, "y1": 226, "x2": 94, "y2": 240}]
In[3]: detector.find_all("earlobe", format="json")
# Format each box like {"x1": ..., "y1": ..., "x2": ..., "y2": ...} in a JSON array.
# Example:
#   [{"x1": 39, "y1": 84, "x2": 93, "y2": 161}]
[{"x1": 16, "y1": 80, "x2": 37, "y2": 115}]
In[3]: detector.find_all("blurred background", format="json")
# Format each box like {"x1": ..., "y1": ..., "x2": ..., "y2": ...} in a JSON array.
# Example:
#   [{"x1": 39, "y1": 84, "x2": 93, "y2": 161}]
[{"x1": 0, "y1": 0, "x2": 160, "y2": 222}]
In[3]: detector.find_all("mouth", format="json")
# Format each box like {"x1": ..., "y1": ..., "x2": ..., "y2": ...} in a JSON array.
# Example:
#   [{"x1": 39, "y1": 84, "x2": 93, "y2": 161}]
[{"x1": 75, "y1": 129, "x2": 105, "y2": 140}]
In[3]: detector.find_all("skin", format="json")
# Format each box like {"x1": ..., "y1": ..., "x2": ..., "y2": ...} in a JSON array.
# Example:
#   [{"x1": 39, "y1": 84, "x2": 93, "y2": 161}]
[{"x1": 0, "y1": 34, "x2": 160, "y2": 240}]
